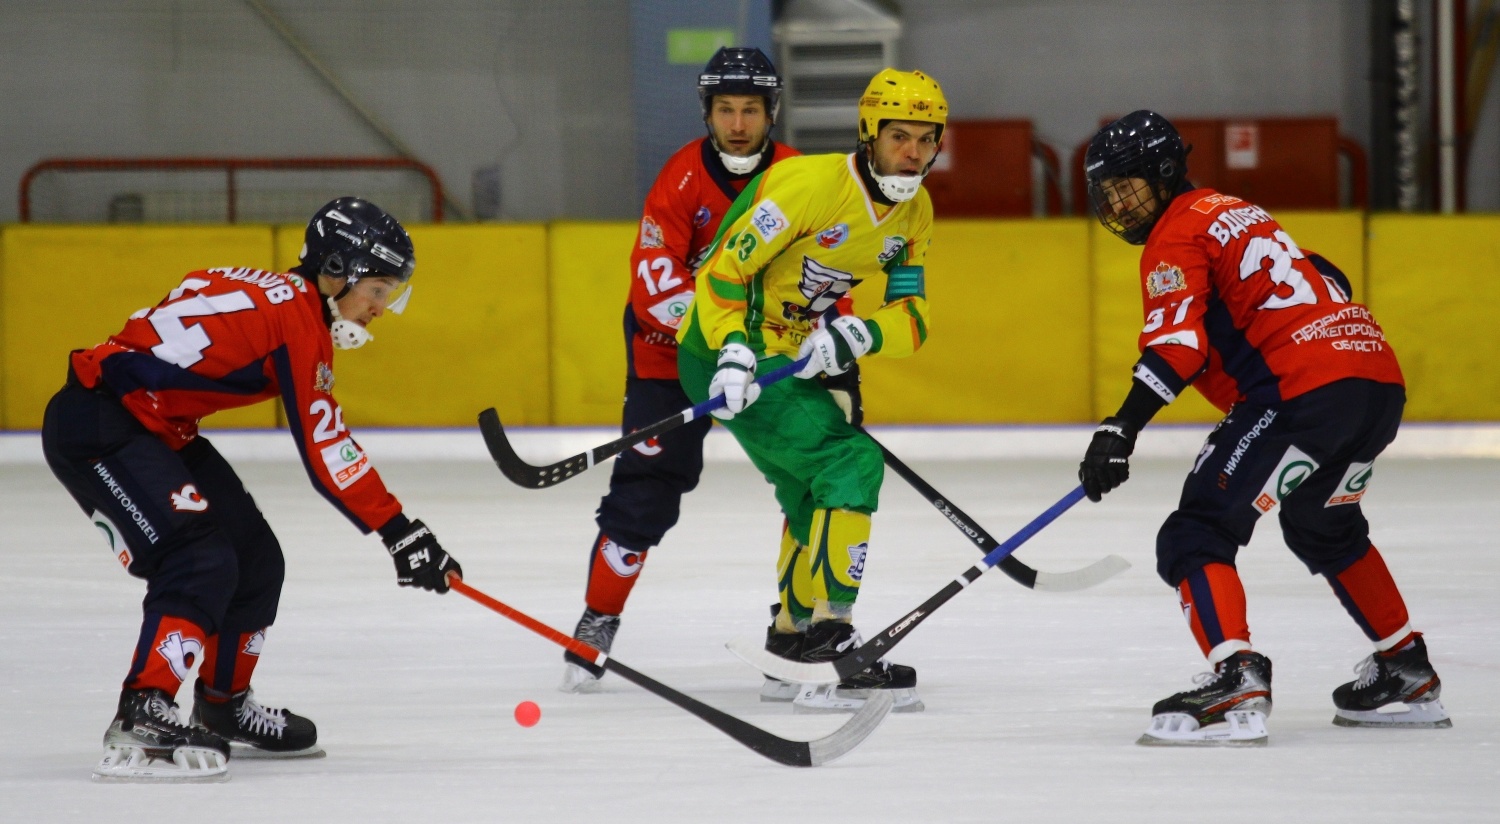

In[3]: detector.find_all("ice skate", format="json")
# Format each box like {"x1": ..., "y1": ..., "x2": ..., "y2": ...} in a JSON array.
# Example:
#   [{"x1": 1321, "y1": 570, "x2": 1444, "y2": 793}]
[
  {"x1": 760, "y1": 622, "x2": 805, "y2": 702},
  {"x1": 189, "y1": 679, "x2": 322, "y2": 758},
  {"x1": 560, "y1": 607, "x2": 620, "y2": 694},
  {"x1": 1332, "y1": 634, "x2": 1451, "y2": 728},
  {"x1": 1137, "y1": 651, "x2": 1272, "y2": 747},
  {"x1": 93, "y1": 688, "x2": 230, "y2": 782},
  {"x1": 792, "y1": 621, "x2": 924, "y2": 714}
]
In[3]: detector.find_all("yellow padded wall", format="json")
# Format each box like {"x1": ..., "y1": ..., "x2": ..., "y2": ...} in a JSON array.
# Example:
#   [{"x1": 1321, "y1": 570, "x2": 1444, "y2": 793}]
[
  {"x1": 856, "y1": 219, "x2": 1093, "y2": 423},
  {"x1": 548, "y1": 222, "x2": 636, "y2": 425},
  {"x1": 2, "y1": 225, "x2": 277, "y2": 430},
  {"x1": 1090, "y1": 211, "x2": 1366, "y2": 423},
  {"x1": 273, "y1": 223, "x2": 550, "y2": 428},
  {"x1": 1367, "y1": 214, "x2": 1500, "y2": 420}
]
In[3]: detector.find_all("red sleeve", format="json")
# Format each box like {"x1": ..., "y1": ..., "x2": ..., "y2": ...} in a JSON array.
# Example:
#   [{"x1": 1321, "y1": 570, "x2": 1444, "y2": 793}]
[
  {"x1": 1136, "y1": 219, "x2": 1215, "y2": 385},
  {"x1": 629, "y1": 148, "x2": 702, "y2": 337},
  {"x1": 276, "y1": 291, "x2": 403, "y2": 534}
]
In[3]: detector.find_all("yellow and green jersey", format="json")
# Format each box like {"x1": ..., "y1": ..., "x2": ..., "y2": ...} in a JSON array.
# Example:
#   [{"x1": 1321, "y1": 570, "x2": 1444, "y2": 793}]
[{"x1": 677, "y1": 152, "x2": 932, "y2": 362}]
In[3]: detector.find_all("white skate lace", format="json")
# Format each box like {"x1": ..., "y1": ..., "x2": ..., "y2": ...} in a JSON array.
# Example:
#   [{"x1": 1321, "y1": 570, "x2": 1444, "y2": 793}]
[
  {"x1": 1350, "y1": 655, "x2": 1380, "y2": 689},
  {"x1": 145, "y1": 694, "x2": 187, "y2": 727},
  {"x1": 833, "y1": 627, "x2": 895, "y2": 671},
  {"x1": 236, "y1": 691, "x2": 288, "y2": 739}
]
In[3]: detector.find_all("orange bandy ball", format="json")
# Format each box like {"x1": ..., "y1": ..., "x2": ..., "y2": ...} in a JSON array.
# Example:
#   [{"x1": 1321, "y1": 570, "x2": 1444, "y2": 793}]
[{"x1": 514, "y1": 700, "x2": 541, "y2": 727}]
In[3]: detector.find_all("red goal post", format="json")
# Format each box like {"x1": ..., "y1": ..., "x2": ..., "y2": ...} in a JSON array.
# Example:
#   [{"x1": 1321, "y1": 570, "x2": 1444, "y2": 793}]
[{"x1": 19, "y1": 156, "x2": 448, "y2": 223}]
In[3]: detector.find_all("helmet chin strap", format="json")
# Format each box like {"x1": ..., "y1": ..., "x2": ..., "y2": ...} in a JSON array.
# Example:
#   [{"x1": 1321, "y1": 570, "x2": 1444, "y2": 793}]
[
  {"x1": 709, "y1": 130, "x2": 768, "y2": 175},
  {"x1": 326, "y1": 296, "x2": 373, "y2": 350},
  {"x1": 867, "y1": 157, "x2": 924, "y2": 203}
]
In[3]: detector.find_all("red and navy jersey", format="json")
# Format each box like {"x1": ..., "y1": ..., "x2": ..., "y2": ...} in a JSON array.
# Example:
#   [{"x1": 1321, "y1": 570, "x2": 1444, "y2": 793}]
[
  {"x1": 626, "y1": 137, "x2": 800, "y2": 379},
  {"x1": 1131, "y1": 189, "x2": 1403, "y2": 413},
  {"x1": 70, "y1": 267, "x2": 402, "y2": 533}
]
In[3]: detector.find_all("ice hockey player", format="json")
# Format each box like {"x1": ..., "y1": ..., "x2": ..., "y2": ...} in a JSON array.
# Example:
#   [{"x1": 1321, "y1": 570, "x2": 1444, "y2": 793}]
[
  {"x1": 1078, "y1": 110, "x2": 1450, "y2": 746},
  {"x1": 560, "y1": 46, "x2": 811, "y2": 693},
  {"x1": 673, "y1": 68, "x2": 948, "y2": 713},
  {"x1": 42, "y1": 197, "x2": 463, "y2": 781}
]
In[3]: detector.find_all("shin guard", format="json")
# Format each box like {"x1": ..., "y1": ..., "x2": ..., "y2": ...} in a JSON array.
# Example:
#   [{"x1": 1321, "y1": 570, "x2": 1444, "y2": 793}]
[
  {"x1": 808, "y1": 508, "x2": 872, "y2": 622},
  {"x1": 776, "y1": 519, "x2": 813, "y2": 631},
  {"x1": 1324, "y1": 544, "x2": 1413, "y2": 650},
  {"x1": 124, "y1": 613, "x2": 208, "y2": 695},
  {"x1": 1178, "y1": 563, "x2": 1252, "y2": 664},
  {"x1": 583, "y1": 532, "x2": 648, "y2": 616}
]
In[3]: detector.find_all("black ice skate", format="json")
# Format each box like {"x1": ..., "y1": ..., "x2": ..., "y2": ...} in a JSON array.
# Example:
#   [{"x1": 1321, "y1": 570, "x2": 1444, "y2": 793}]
[
  {"x1": 792, "y1": 621, "x2": 924, "y2": 714},
  {"x1": 190, "y1": 679, "x2": 323, "y2": 759},
  {"x1": 760, "y1": 606, "x2": 806, "y2": 702},
  {"x1": 1138, "y1": 651, "x2": 1272, "y2": 747},
  {"x1": 560, "y1": 607, "x2": 620, "y2": 694},
  {"x1": 94, "y1": 687, "x2": 230, "y2": 782},
  {"x1": 1332, "y1": 633, "x2": 1451, "y2": 728}
]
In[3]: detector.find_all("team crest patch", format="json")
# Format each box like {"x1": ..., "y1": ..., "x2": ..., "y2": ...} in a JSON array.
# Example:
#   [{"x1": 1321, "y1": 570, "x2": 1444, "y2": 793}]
[
  {"x1": 817, "y1": 223, "x2": 849, "y2": 249},
  {"x1": 645, "y1": 291, "x2": 693, "y2": 330},
  {"x1": 797, "y1": 256, "x2": 855, "y2": 313},
  {"x1": 750, "y1": 200, "x2": 789, "y2": 242},
  {"x1": 878, "y1": 236, "x2": 907, "y2": 265},
  {"x1": 692, "y1": 206, "x2": 711, "y2": 228},
  {"x1": 846, "y1": 542, "x2": 869, "y2": 582},
  {"x1": 1252, "y1": 446, "x2": 1320, "y2": 514},
  {"x1": 639, "y1": 216, "x2": 664, "y2": 249},
  {"x1": 314, "y1": 362, "x2": 335, "y2": 393},
  {"x1": 1147, "y1": 262, "x2": 1186, "y2": 297}
]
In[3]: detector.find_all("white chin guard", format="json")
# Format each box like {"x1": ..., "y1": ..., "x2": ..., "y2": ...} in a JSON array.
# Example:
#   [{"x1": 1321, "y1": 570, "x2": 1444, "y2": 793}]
[
  {"x1": 870, "y1": 162, "x2": 924, "y2": 203},
  {"x1": 718, "y1": 147, "x2": 764, "y2": 175},
  {"x1": 327, "y1": 298, "x2": 373, "y2": 350}
]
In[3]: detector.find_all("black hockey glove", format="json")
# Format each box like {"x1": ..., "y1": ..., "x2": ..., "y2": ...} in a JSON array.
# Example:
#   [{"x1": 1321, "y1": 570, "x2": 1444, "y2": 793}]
[
  {"x1": 383, "y1": 519, "x2": 462, "y2": 593},
  {"x1": 1079, "y1": 416, "x2": 1138, "y2": 502},
  {"x1": 819, "y1": 363, "x2": 864, "y2": 426}
]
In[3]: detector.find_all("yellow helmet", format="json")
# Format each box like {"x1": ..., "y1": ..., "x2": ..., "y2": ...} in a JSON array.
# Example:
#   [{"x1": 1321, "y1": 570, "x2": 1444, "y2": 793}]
[{"x1": 857, "y1": 68, "x2": 948, "y2": 144}]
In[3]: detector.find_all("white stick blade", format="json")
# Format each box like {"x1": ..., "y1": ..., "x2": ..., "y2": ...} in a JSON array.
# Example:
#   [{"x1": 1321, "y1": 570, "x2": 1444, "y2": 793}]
[
  {"x1": 1030, "y1": 554, "x2": 1132, "y2": 592},
  {"x1": 725, "y1": 636, "x2": 840, "y2": 684},
  {"x1": 806, "y1": 690, "x2": 894, "y2": 766}
]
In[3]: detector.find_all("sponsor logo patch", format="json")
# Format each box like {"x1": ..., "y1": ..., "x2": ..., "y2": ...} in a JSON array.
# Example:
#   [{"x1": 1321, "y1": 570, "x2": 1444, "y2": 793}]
[
  {"x1": 1190, "y1": 193, "x2": 1243, "y2": 214},
  {"x1": 319, "y1": 437, "x2": 371, "y2": 490},
  {"x1": 1147, "y1": 262, "x2": 1186, "y2": 297},
  {"x1": 645, "y1": 290, "x2": 692, "y2": 330},
  {"x1": 692, "y1": 206, "x2": 711, "y2": 228},
  {"x1": 1252, "y1": 446, "x2": 1320, "y2": 514},
  {"x1": 91, "y1": 509, "x2": 132, "y2": 569},
  {"x1": 749, "y1": 200, "x2": 789, "y2": 241},
  {"x1": 639, "y1": 216, "x2": 664, "y2": 249},
  {"x1": 170, "y1": 483, "x2": 209, "y2": 513},
  {"x1": 816, "y1": 223, "x2": 849, "y2": 249},
  {"x1": 1325, "y1": 461, "x2": 1374, "y2": 507},
  {"x1": 797, "y1": 257, "x2": 855, "y2": 313},
  {"x1": 631, "y1": 436, "x2": 663, "y2": 457}
]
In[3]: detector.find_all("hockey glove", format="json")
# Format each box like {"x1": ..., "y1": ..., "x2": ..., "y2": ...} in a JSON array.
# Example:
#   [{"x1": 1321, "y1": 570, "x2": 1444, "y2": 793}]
[
  {"x1": 708, "y1": 342, "x2": 761, "y2": 421},
  {"x1": 795, "y1": 315, "x2": 873, "y2": 378},
  {"x1": 819, "y1": 363, "x2": 864, "y2": 426},
  {"x1": 383, "y1": 519, "x2": 462, "y2": 593},
  {"x1": 1078, "y1": 417, "x2": 1138, "y2": 502}
]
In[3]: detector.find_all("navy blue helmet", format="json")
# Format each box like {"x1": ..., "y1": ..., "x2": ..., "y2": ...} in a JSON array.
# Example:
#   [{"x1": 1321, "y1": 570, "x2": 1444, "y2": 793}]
[
  {"x1": 698, "y1": 46, "x2": 783, "y2": 123},
  {"x1": 299, "y1": 197, "x2": 415, "y2": 283},
  {"x1": 1084, "y1": 110, "x2": 1189, "y2": 245}
]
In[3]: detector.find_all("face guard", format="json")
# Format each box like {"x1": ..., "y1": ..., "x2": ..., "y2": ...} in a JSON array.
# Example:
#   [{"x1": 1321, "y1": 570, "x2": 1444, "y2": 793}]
[{"x1": 1084, "y1": 110, "x2": 1189, "y2": 245}]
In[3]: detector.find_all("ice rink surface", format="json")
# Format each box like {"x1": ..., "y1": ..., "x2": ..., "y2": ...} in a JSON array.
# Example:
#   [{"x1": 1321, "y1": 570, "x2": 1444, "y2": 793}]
[{"x1": 2, "y1": 428, "x2": 1497, "y2": 823}]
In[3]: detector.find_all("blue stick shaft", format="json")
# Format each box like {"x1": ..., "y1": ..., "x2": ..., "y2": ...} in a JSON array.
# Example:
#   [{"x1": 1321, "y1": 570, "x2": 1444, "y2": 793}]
[
  {"x1": 980, "y1": 485, "x2": 1088, "y2": 569},
  {"x1": 687, "y1": 356, "x2": 810, "y2": 419}
]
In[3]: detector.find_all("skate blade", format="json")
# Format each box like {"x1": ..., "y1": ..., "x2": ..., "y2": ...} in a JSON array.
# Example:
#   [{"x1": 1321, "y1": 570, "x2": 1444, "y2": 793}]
[
  {"x1": 792, "y1": 684, "x2": 924, "y2": 714},
  {"x1": 1136, "y1": 710, "x2": 1268, "y2": 747},
  {"x1": 760, "y1": 677, "x2": 799, "y2": 703},
  {"x1": 559, "y1": 664, "x2": 604, "y2": 694},
  {"x1": 92, "y1": 744, "x2": 229, "y2": 783},
  {"x1": 1333, "y1": 698, "x2": 1452, "y2": 729},
  {"x1": 228, "y1": 741, "x2": 326, "y2": 759}
]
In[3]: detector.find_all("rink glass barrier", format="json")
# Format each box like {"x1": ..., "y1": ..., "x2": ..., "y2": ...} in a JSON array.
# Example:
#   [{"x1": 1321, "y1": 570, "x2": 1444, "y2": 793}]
[{"x1": 2, "y1": 214, "x2": 1497, "y2": 429}]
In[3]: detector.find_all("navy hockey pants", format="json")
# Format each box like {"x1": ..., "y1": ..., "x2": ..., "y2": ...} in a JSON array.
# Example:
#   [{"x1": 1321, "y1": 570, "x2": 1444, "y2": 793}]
[
  {"x1": 42, "y1": 379, "x2": 284, "y2": 636},
  {"x1": 1157, "y1": 379, "x2": 1405, "y2": 586},
  {"x1": 594, "y1": 375, "x2": 713, "y2": 552}
]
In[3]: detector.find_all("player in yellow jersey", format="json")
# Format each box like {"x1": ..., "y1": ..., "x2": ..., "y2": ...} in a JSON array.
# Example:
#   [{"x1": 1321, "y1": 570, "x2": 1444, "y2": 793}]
[{"x1": 677, "y1": 68, "x2": 946, "y2": 712}]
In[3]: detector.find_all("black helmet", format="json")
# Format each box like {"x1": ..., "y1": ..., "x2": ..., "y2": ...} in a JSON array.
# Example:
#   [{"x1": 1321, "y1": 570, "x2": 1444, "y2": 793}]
[
  {"x1": 299, "y1": 196, "x2": 415, "y2": 283},
  {"x1": 698, "y1": 46, "x2": 783, "y2": 123},
  {"x1": 1084, "y1": 110, "x2": 1189, "y2": 245}
]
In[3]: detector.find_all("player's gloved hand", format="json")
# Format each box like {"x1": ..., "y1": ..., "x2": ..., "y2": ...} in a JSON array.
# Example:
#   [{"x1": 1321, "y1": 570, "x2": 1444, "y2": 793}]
[
  {"x1": 795, "y1": 315, "x2": 873, "y2": 378},
  {"x1": 383, "y1": 519, "x2": 462, "y2": 593},
  {"x1": 819, "y1": 363, "x2": 863, "y2": 426},
  {"x1": 1079, "y1": 417, "x2": 1138, "y2": 502},
  {"x1": 708, "y1": 342, "x2": 760, "y2": 420}
]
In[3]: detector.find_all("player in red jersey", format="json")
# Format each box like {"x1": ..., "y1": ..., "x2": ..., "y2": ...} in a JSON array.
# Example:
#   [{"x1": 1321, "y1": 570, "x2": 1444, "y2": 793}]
[
  {"x1": 43, "y1": 197, "x2": 463, "y2": 781},
  {"x1": 1078, "y1": 111, "x2": 1449, "y2": 745},
  {"x1": 559, "y1": 47, "x2": 814, "y2": 693}
]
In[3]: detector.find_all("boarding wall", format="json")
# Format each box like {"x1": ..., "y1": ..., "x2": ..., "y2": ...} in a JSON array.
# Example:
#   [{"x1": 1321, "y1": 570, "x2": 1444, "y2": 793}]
[{"x1": 2, "y1": 214, "x2": 1496, "y2": 431}]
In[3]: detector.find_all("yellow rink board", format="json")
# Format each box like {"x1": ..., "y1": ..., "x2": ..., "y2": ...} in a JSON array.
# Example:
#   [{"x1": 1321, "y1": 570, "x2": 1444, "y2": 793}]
[
  {"x1": 1366, "y1": 215, "x2": 1500, "y2": 420},
  {"x1": 1, "y1": 225, "x2": 278, "y2": 430},
  {"x1": 856, "y1": 218, "x2": 1093, "y2": 423},
  {"x1": 273, "y1": 223, "x2": 550, "y2": 428},
  {"x1": 548, "y1": 222, "x2": 636, "y2": 426},
  {"x1": 1089, "y1": 210, "x2": 1366, "y2": 424}
]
